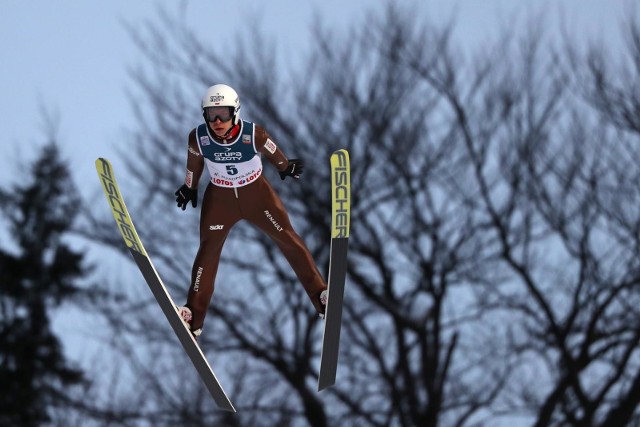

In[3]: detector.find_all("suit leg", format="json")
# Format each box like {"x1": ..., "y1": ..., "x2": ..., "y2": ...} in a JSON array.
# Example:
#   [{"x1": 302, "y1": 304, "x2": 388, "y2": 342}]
[{"x1": 187, "y1": 184, "x2": 236, "y2": 329}]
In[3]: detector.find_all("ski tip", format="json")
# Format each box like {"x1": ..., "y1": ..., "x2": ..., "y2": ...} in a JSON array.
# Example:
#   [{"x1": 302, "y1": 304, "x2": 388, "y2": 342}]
[
  {"x1": 330, "y1": 150, "x2": 350, "y2": 239},
  {"x1": 95, "y1": 157, "x2": 111, "y2": 169}
]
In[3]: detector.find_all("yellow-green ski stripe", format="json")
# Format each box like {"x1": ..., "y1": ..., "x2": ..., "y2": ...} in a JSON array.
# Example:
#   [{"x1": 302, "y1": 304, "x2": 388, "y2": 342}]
[{"x1": 95, "y1": 158, "x2": 147, "y2": 256}]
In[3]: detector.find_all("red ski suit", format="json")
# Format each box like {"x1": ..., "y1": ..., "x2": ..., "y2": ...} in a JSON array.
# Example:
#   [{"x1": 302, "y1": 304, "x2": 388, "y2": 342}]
[{"x1": 182, "y1": 120, "x2": 327, "y2": 330}]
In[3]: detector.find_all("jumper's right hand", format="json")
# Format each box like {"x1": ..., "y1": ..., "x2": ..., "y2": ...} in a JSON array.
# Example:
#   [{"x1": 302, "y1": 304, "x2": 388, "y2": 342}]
[{"x1": 175, "y1": 184, "x2": 197, "y2": 210}]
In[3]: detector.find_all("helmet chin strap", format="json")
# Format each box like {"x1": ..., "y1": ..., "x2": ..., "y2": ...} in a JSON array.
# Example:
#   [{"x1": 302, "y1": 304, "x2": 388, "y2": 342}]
[{"x1": 223, "y1": 123, "x2": 240, "y2": 140}]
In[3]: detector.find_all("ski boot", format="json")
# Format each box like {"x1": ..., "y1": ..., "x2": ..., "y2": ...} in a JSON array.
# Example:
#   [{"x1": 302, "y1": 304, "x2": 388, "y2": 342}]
[
  {"x1": 319, "y1": 290, "x2": 328, "y2": 319},
  {"x1": 178, "y1": 306, "x2": 202, "y2": 338}
]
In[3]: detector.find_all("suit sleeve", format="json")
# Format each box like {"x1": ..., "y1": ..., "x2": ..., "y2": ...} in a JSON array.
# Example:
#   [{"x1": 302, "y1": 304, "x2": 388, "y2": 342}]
[
  {"x1": 185, "y1": 129, "x2": 205, "y2": 188},
  {"x1": 254, "y1": 125, "x2": 289, "y2": 172}
]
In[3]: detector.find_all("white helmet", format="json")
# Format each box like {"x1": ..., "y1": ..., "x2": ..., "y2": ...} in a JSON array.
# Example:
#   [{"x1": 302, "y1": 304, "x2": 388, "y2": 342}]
[{"x1": 201, "y1": 84, "x2": 241, "y2": 125}]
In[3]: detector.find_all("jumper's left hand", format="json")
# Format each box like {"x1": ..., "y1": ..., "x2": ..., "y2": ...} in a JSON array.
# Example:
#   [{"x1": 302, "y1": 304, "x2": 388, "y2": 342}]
[{"x1": 279, "y1": 159, "x2": 304, "y2": 180}]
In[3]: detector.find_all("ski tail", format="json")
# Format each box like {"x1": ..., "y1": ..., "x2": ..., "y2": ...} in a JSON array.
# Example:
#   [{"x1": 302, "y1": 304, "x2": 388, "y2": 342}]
[{"x1": 318, "y1": 149, "x2": 350, "y2": 391}]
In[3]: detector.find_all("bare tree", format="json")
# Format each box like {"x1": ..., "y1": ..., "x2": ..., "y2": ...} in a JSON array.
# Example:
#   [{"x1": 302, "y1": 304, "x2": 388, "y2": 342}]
[
  {"x1": 393, "y1": 8, "x2": 640, "y2": 427},
  {"x1": 579, "y1": 6, "x2": 640, "y2": 136},
  {"x1": 81, "y1": 3, "x2": 640, "y2": 427}
]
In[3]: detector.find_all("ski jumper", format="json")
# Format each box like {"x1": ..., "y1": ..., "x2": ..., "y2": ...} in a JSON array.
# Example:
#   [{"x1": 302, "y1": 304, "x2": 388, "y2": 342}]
[{"x1": 183, "y1": 120, "x2": 327, "y2": 330}]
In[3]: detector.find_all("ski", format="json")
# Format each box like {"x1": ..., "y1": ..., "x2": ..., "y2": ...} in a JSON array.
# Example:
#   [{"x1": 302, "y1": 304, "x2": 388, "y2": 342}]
[
  {"x1": 95, "y1": 158, "x2": 236, "y2": 412},
  {"x1": 318, "y1": 149, "x2": 351, "y2": 391}
]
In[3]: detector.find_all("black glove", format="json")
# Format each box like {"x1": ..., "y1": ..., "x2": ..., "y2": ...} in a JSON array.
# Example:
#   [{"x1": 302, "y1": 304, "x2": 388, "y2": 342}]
[
  {"x1": 279, "y1": 159, "x2": 304, "y2": 180},
  {"x1": 175, "y1": 184, "x2": 197, "y2": 210}
]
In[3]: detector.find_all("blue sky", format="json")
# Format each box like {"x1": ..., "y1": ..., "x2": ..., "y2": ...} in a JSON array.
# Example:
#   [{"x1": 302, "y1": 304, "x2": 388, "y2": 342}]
[{"x1": 0, "y1": 0, "x2": 629, "y2": 189}]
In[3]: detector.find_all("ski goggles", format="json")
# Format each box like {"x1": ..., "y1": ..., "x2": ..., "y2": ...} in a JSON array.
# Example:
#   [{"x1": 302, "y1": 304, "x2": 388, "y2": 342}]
[{"x1": 204, "y1": 106, "x2": 234, "y2": 123}]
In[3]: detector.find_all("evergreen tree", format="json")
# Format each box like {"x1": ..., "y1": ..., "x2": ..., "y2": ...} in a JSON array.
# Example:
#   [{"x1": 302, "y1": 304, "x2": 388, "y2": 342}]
[{"x1": 0, "y1": 142, "x2": 86, "y2": 427}]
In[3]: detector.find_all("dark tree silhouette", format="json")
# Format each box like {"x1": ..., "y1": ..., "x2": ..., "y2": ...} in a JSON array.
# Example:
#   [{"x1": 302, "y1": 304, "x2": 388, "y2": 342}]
[{"x1": 0, "y1": 142, "x2": 87, "y2": 426}]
